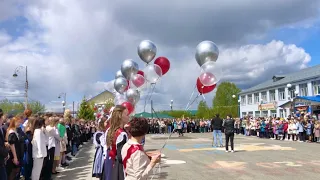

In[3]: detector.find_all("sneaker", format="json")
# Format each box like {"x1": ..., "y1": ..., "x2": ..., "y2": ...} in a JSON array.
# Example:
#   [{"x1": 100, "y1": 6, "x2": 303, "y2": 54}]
[
  {"x1": 231, "y1": 150, "x2": 234, "y2": 153},
  {"x1": 225, "y1": 150, "x2": 229, "y2": 153}
]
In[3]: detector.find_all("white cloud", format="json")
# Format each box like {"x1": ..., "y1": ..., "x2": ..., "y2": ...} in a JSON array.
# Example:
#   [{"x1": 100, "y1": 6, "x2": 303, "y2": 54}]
[{"x1": 0, "y1": 0, "x2": 317, "y2": 114}]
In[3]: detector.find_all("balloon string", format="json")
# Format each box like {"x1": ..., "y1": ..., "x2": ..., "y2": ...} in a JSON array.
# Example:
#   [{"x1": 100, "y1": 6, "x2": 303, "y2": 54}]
[
  {"x1": 143, "y1": 82, "x2": 152, "y2": 111},
  {"x1": 151, "y1": 83, "x2": 196, "y2": 179},
  {"x1": 186, "y1": 93, "x2": 200, "y2": 111},
  {"x1": 185, "y1": 85, "x2": 197, "y2": 110},
  {"x1": 150, "y1": 92, "x2": 200, "y2": 179},
  {"x1": 147, "y1": 83, "x2": 157, "y2": 101}
]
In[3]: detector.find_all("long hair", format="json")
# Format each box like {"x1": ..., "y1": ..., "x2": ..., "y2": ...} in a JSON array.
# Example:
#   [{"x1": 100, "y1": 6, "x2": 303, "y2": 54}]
[
  {"x1": 106, "y1": 105, "x2": 126, "y2": 147},
  {"x1": 6, "y1": 116, "x2": 21, "y2": 141}
]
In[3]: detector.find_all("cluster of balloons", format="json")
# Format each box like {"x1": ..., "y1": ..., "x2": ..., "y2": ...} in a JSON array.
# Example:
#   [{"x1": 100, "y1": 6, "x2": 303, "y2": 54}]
[
  {"x1": 195, "y1": 41, "x2": 222, "y2": 94},
  {"x1": 113, "y1": 40, "x2": 171, "y2": 115},
  {"x1": 93, "y1": 104, "x2": 108, "y2": 120}
]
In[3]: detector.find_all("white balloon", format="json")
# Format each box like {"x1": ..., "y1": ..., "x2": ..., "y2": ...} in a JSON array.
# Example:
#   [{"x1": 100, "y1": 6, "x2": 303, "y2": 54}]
[
  {"x1": 199, "y1": 61, "x2": 222, "y2": 86},
  {"x1": 144, "y1": 64, "x2": 162, "y2": 84}
]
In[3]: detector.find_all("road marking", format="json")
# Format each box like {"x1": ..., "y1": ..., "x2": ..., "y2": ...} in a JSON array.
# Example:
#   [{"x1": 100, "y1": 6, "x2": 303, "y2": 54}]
[{"x1": 178, "y1": 143, "x2": 296, "y2": 152}]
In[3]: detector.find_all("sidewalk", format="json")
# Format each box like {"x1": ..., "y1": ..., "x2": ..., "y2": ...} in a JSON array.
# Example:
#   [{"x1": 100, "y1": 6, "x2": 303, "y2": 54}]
[{"x1": 53, "y1": 141, "x2": 97, "y2": 180}]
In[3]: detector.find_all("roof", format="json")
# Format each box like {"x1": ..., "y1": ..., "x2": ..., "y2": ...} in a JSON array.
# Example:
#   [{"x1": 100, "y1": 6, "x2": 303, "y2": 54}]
[
  {"x1": 239, "y1": 65, "x2": 320, "y2": 95},
  {"x1": 296, "y1": 95, "x2": 320, "y2": 103},
  {"x1": 86, "y1": 90, "x2": 114, "y2": 102},
  {"x1": 278, "y1": 95, "x2": 320, "y2": 108},
  {"x1": 134, "y1": 112, "x2": 174, "y2": 119}
]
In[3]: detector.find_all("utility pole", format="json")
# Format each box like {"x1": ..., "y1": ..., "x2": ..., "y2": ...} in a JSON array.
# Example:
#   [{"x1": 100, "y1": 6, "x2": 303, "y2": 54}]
[
  {"x1": 73, "y1": 101, "x2": 75, "y2": 117},
  {"x1": 13, "y1": 66, "x2": 28, "y2": 109},
  {"x1": 25, "y1": 66, "x2": 28, "y2": 110}
]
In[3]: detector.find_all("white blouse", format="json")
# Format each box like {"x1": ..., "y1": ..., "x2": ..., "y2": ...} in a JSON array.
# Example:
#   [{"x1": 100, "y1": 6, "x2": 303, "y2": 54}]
[
  {"x1": 122, "y1": 140, "x2": 153, "y2": 180},
  {"x1": 32, "y1": 129, "x2": 48, "y2": 158}
]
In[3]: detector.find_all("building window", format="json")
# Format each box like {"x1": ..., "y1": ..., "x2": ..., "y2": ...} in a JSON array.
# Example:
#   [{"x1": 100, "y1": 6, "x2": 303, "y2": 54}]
[
  {"x1": 278, "y1": 88, "x2": 285, "y2": 101},
  {"x1": 262, "y1": 111, "x2": 268, "y2": 117},
  {"x1": 241, "y1": 112, "x2": 247, "y2": 117},
  {"x1": 248, "y1": 111, "x2": 253, "y2": 117},
  {"x1": 299, "y1": 84, "x2": 308, "y2": 96},
  {"x1": 289, "y1": 88, "x2": 296, "y2": 99},
  {"x1": 248, "y1": 95, "x2": 253, "y2": 104},
  {"x1": 254, "y1": 93, "x2": 260, "y2": 104},
  {"x1": 241, "y1": 95, "x2": 246, "y2": 105},
  {"x1": 255, "y1": 111, "x2": 261, "y2": 117},
  {"x1": 269, "y1": 90, "x2": 275, "y2": 101},
  {"x1": 313, "y1": 81, "x2": 320, "y2": 95},
  {"x1": 271, "y1": 110, "x2": 277, "y2": 117},
  {"x1": 280, "y1": 109, "x2": 285, "y2": 118},
  {"x1": 261, "y1": 92, "x2": 267, "y2": 102}
]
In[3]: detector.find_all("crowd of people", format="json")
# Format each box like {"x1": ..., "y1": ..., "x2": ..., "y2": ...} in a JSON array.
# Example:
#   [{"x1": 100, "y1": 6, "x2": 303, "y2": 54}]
[
  {"x1": 0, "y1": 108, "x2": 96, "y2": 180},
  {"x1": 236, "y1": 114, "x2": 320, "y2": 143}
]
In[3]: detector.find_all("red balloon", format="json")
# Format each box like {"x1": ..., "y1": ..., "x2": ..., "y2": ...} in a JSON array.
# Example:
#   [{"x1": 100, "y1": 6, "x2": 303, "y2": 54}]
[
  {"x1": 121, "y1": 101, "x2": 134, "y2": 115},
  {"x1": 137, "y1": 70, "x2": 144, "y2": 77},
  {"x1": 196, "y1": 78, "x2": 216, "y2": 94},
  {"x1": 131, "y1": 74, "x2": 145, "y2": 88},
  {"x1": 97, "y1": 113, "x2": 101, "y2": 118},
  {"x1": 154, "y1": 57, "x2": 170, "y2": 75}
]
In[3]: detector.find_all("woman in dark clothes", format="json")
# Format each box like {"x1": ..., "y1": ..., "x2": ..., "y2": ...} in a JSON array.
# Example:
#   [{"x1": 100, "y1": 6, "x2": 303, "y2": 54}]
[{"x1": 6, "y1": 117, "x2": 25, "y2": 180}]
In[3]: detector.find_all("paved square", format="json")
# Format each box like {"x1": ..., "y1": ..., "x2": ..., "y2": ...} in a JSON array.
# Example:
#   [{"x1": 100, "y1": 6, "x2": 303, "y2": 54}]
[{"x1": 145, "y1": 133, "x2": 320, "y2": 180}]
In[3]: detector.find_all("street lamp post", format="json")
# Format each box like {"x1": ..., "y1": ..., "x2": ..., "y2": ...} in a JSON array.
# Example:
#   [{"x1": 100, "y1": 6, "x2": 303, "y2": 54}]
[
  {"x1": 58, "y1": 92, "x2": 67, "y2": 113},
  {"x1": 232, "y1": 94, "x2": 241, "y2": 117},
  {"x1": 170, "y1": 100, "x2": 173, "y2": 111},
  {"x1": 13, "y1": 66, "x2": 28, "y2": 109}
]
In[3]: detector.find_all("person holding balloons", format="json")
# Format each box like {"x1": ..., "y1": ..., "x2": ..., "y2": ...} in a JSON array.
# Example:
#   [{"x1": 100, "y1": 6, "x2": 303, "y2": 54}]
[{"x1": 103, "y1": 105, "x2": 129, "y2": 180}]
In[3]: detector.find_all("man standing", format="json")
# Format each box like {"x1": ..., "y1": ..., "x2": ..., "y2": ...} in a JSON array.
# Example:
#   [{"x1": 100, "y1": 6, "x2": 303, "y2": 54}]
[
  {"x1": 211, "y1": 114, "x2": 223, "y2": 147},
  {"x1": 0, "y1": 108, "x2": 9, "y2": 180}
]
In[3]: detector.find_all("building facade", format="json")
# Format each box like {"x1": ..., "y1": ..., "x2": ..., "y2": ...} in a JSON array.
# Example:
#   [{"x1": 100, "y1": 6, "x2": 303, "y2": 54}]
[
  {"x1": 239, "y1": 65, "x2": 320, "y2": 118},
  {"x1": 86, "y1": 90, "x2": 114, "y2": 105}
]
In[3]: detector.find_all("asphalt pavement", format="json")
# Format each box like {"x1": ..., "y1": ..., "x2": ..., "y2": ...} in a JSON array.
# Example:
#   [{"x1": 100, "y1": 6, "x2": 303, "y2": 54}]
[{"x1": 53, "y1": 133, "x2": 320, "y2": 180}]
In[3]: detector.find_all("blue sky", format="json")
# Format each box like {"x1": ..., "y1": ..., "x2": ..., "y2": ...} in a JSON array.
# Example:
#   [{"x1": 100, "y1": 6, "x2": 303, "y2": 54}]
[{"x1": 1, "y1": 2, "x2": 319, "y2": 112}]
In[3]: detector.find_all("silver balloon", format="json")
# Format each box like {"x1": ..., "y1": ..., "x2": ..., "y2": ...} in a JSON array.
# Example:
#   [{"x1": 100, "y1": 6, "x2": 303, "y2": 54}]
[
  {"x1": 114, "y1": 93, "x2": 127, "y2": 105},
  {"x1": 195, "y1": 41, "x2": 219, "y2": 67},
  {"x1": 137, "y1": 40, "x2": 157, "y2": 64},
  {"x1": 125, "y1": 89, "x2": 140, "y2": 105},
  {"x1": 115, "y1": 70, "x2": 124, "y2": 79},
  {"x1": 121, "y1": 59, "x2": 139, "y2": 80},
  {"x1": 114, "y1": 77, "x2": 128, "y2": 94}
]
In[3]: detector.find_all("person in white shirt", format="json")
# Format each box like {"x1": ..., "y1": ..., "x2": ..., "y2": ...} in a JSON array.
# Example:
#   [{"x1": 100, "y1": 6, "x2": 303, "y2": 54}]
[{"x1": 32, "y1": 118, "x2": 47, "y2": 180}]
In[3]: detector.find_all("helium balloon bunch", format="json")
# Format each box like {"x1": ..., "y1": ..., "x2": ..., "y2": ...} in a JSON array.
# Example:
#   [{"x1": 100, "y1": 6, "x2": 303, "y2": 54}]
[
  {"x1": 113, "y1": 59, "x2": 141, "y2": 115},
  {"x1": 137, "y1": 40, "x2": 171, "y2": 84},
  {"x1": 195, "y1": 40, "x2": 221, "y2": 95},
  {"x1": 185, "y1": 41, "x2": 221, "y2": 110},
  {"x1": 113, "y1": 40, "x2": 171, "y2": 116},
  {"x1": 93, "y1": 104, "x2": 109, "y2": 120}
]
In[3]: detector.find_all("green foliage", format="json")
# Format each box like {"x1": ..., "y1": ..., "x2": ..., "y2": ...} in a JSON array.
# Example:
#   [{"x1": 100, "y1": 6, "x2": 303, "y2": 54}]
[
  {"x1": 0, "y1": 99, "x2": 45, "y2": 115},
  {"x1": 212, "y1": 82, "x2": 241, "y2": 118},
  {"x1": 77, "y1": 97, "x2": 95, "y2": 120},
  {"x1": 196, "y1": 100, "x2": 210, "y2": 118},
  {"x1": 159, "y1": 110, "x2": 193, "y2": 118}
]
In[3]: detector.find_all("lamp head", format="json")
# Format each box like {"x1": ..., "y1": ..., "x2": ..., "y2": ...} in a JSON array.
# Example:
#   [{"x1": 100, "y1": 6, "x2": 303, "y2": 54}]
[
  {"x1": 13, "y1": 73, "x2": 18, "y2": 77},
  {"x1": 232, "y1": 95, "x2": 236, "y2": 98},
  {"x1": 287, "y1": 84, "x2": 292, "y2": 88}
]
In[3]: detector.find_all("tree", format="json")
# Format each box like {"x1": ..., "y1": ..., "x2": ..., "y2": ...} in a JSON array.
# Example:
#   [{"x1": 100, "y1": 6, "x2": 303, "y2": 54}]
[
  {"x1": 0, "y1": 99, "x2": 45, "y2": 115},
  {"x1": 77, "y1": 97, "x2": 95, "y2": 120},
  {"x1": 212, "y1": 82, "x2": 241, "y2": 118},
  {"x1": 196, "y1": 100, "x2": 210, "y2": 118}
]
